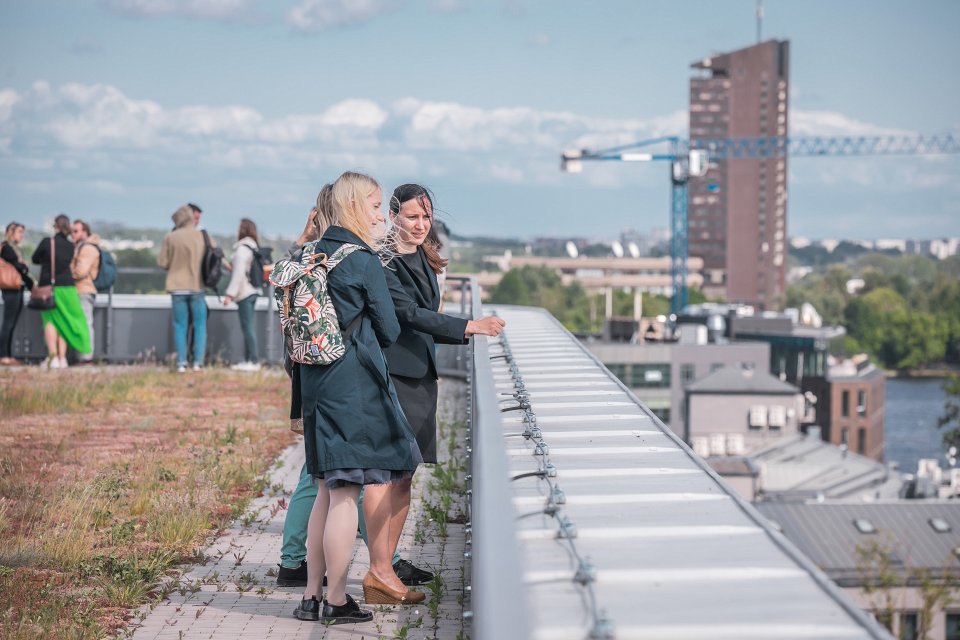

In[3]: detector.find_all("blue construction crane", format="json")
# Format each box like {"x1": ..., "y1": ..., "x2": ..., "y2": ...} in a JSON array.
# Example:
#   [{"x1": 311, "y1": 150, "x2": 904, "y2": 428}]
[{"x1": 560, "y1": 133, "x2": 960, "y2": 316}]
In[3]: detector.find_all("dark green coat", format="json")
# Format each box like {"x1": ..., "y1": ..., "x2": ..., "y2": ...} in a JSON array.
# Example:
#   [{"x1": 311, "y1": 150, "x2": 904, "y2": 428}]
[{"x1": 300, "y1": 226, "x2": 420, "y2": 476}]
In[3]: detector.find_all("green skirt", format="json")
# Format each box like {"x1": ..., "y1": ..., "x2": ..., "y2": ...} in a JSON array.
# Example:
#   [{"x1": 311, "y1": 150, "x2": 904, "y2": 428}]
[{"x1": 41, "y1": 286, "x2": 92, "y2": 354}]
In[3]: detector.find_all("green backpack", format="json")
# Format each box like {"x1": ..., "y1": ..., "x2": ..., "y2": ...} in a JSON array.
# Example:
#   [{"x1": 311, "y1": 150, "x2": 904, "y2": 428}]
[{"x1": 269, "y1": 242, "x2": 363, "y2": 365}]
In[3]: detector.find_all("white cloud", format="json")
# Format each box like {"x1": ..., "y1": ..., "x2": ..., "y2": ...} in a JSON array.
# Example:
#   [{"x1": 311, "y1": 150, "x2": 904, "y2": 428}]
[
  {"x1": 104, "y1": 0, "x2": 254, "y2": 20},
  {"x1": 48, "y1": 83, "x2": 164, "y2": 148},
  {"x1": 2, "y1": 80, "x2": 955, "y2": 198},
  {"x1": 0, "y1": 89, "x2": 21, "y2": 124},
  {"x1": 791, "y1": 110, "x2": 913, "y2": 137},
  {"x1": 288, "y1": 0, "x2": 404, "y2": 32}
]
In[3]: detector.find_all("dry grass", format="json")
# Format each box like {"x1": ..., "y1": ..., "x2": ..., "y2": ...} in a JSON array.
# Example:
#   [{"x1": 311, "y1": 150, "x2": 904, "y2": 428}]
[{"x1": 0, "y1": 366, "x2": 294, "y2": 639}]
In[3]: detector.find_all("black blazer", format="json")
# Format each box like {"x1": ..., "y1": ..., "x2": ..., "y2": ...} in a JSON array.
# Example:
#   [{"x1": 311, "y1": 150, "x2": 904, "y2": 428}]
[{"x1": 383, "y1": 247, "x2": 468, "y2": 380}]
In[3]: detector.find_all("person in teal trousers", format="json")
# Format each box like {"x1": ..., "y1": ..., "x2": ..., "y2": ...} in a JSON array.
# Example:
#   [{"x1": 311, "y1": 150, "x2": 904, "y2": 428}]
[{"x1": 275, "y1": 186, "x2": 408, "y2": 588}]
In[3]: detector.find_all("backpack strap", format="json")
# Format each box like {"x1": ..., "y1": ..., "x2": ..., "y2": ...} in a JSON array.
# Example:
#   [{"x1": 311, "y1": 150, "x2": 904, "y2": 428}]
[
  {"x1": 325, "y1": 243, "x2": 364, "y2": 270},
  {"x1": 326, "y1": 243, "x2": 365, "y2": 340}
]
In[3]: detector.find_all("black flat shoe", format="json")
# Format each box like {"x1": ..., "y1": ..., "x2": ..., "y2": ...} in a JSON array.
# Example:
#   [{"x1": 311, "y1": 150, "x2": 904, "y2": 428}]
[
  {"x1": 293, "y1": 596, "x2": 321, "y2": 621},
  {"x1": 394, "y1": 558, "x2": 434, "y2": 586},
  {"x1": 321, "y1": 594, "x2": 373, "y2": 625},
  {"x1": 277, "y1": 562, "x2": 327, "y2": 587}
]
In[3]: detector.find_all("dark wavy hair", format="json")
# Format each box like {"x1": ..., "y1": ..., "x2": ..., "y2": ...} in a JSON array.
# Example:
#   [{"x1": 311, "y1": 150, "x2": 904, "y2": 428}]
[{"x1": 389, "y1": 183, "x2": 447, "y2": 274}]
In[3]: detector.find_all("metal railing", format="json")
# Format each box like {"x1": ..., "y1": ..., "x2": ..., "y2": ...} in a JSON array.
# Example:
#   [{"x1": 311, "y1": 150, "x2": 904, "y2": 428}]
[{"x1": 460, "y1": 277, "x2": 532, "y2": 640}]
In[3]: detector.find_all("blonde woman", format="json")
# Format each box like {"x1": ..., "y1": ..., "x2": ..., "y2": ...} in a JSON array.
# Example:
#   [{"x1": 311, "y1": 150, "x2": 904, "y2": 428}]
[
  {"x1": 1, "y1": 222, "x2": 35, "y2": 364},
  {"x1": 293, "y1": 171, "x2": 423, "y2": 624}
]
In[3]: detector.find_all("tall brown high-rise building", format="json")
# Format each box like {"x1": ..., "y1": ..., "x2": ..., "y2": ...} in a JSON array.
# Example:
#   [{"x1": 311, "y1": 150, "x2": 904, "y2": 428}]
[{"x1": 688, "y1": 40, "x2": 790, "y2": 310}]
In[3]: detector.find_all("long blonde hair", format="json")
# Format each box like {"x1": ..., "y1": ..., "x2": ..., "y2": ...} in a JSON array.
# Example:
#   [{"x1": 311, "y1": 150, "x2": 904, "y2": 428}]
[
  {"x1": 3, "y1": 222, "x2": 23, "y2": 245},
  {"x1": 3, "y1": 222, "x2": 24, "y2": 260},
  {"x1": 314, "y1": 183, "x2": 336, "y2": 237},
  {"x1": 331, "y1": 171, "x2": 379, "y2": 246}
]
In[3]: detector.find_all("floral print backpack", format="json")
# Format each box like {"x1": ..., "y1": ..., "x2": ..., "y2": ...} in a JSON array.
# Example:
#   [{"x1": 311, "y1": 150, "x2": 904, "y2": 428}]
[{"x1": 269, "y1": 242, "x2": 362, "y2": 365}]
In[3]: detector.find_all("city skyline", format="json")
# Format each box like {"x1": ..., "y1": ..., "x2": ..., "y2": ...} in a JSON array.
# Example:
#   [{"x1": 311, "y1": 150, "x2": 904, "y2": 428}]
[{"x1": 1, "y1": 0, "x2": 958, "y2": 240}]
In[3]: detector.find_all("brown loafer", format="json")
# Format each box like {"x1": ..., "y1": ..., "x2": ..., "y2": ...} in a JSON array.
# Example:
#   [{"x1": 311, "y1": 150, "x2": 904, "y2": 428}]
[{"x1": 362, "y1": 571, "x2": 425, "y2": 605}]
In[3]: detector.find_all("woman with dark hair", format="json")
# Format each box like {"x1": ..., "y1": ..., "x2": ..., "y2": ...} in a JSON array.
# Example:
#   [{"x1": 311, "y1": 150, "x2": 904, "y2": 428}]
[
  {"x1": 0, "y1": 222, "x2": 34, "y2": 365},
  {"x1": 378, "y1": 184, "x2": 505, "y2": 585},
  {"x1": 31, "y1": 214, "x2": 90, "y2": 368},
  {"x1": 224, "y1": 217, "x2": 262, "y2": 371},
  {"x1": 288, "y1": 171, "x2": 424, "y2": 625}
]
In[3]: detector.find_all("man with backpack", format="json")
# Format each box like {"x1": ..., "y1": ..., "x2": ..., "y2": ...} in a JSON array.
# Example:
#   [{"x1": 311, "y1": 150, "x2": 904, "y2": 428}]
[
  {"x1": 70, "y1": 219, "x2": 101, "y2": 363},
  {"x1": 158, "y1": 204, "x2": 207, "y2": 372}
]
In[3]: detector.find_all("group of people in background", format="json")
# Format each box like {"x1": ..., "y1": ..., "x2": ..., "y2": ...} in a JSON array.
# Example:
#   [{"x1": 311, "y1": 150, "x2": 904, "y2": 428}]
[
  {"x1": 156, "y1": 202, "x2": 265, "y2": 372},
  {"x1": 0, "y1": 203, "x2": 265, "y2": 370},
  {"x1": 0, "y1": 215, "x2": 100, "y2": 367}
]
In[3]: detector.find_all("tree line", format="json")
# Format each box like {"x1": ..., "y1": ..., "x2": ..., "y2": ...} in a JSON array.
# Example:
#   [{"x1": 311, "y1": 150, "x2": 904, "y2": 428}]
[
  {"x1": 786, "y1": 254, "x2": 960, "y2": 371},
  {"x1": 488, "y1": 253, "x2": 960, "y2": 372}
]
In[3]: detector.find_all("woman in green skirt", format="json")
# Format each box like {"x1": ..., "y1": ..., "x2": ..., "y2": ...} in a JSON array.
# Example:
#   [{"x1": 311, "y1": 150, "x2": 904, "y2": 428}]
[{"x1": 31, "y1": 214, "x2": 91, "y2": 368}]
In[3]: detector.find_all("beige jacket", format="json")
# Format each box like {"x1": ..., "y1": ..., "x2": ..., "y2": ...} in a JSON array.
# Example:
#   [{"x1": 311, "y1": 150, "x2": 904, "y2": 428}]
[
  {"x1": 158, "y1": 205, "x2": 205, "y2": 292},
  {"x1": 70, "y1": 234, "x2": 101, "y2": 295}
]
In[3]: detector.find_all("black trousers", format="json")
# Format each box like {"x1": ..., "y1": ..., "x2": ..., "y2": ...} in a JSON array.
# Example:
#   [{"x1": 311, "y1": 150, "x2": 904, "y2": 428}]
[{"x1": 0, "y1": 288, "x2": 24, "y2": 358}]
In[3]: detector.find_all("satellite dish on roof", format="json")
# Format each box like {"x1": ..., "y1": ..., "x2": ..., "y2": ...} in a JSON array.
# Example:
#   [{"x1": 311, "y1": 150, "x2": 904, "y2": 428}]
[
  {"x1": 611, "y1": 241, "x2": 624, "y2": 258},
  {"x1": 627, "y1": 242, "x2": 640, "y2": 258},
  {"x1": 565, "y1": 241, "x2": 579, "y2": 259}
]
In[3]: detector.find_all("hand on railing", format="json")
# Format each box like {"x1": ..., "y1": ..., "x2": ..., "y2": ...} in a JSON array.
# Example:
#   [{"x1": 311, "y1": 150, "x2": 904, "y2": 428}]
[{"x1": 466, "y1": 315, "x2": 505, "y2": 337}]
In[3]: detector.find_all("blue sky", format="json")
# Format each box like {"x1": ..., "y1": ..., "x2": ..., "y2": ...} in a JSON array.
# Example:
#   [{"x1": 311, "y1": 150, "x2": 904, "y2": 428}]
[{"x1": 1, "y1": 0, "x2": 958, "y2": 241}]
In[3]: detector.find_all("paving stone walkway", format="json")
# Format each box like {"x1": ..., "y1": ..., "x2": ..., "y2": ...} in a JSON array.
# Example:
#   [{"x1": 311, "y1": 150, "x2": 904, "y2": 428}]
[{"x1": 130, "y1": 381, "x2": 469, "y2": 640}]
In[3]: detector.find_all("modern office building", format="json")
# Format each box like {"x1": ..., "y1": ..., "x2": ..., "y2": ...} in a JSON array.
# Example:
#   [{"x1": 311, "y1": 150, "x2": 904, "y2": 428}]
[{"x1": 689, "y1": 39, "x2": 790, "y2": 309}]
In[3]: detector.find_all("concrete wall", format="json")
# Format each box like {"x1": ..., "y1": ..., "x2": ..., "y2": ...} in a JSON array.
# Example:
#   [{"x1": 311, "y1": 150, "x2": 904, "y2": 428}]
[
  {"x1": 5, "y1": 293, "x2": 284, "y2": 365},
  {"x1": 687, "y1": 391, "x2": 804, "y2": 453}
]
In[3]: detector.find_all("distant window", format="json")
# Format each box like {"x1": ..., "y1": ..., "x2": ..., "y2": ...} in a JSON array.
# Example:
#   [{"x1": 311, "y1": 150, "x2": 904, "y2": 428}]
[
  {"x1": 929, "y1": 517, "x2": 952, "y2": 533},
  {"x1": 841, "y1": 427, "x2": 849, "y2": 447},
  {"x1": 946, "y1": 613, "x2": 960, "y2": 640},
  {"x1": 681, "y1": 363, "x2": 696, "y2": 384},
  {"x1": 749, "y1": 405, "x2": 767, "y2": 430},
  {"x1": 841, "y1": 390, "x2": 850, "y2": 418},
  {"x1": 857, "y1": 428, "x2": 866, "y2": 455},
  {"x1": 853, "y1": 518, "x2": 876, "y2": 534},
  {"x1": 857, "y1": 390, "x2": 867, "y2": 417},
  {"x1": 607, "y1": 364, "x2": 627, "y2": 382},
  {"x1": 899, "y1": 612, "x2": 918, "y2": 640},
  {"x1": 768, "y1": 405, "x2": 786, "y2": 431},
  {"x1": 636, "y1": 364, "x2": 671, "y2": 388}
]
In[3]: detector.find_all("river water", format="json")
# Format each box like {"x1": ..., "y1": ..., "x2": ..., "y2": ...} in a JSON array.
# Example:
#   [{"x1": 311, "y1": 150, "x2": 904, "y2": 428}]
[{"x1": 884, "y1": 377, "x2": 953, "y2": 474}]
